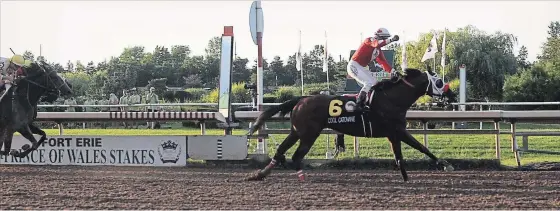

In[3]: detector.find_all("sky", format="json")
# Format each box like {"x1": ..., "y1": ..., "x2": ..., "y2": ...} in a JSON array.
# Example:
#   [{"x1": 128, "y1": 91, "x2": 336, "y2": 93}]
[{"x1": 1, "y1": 1, "x2": 559, "y2": 68}]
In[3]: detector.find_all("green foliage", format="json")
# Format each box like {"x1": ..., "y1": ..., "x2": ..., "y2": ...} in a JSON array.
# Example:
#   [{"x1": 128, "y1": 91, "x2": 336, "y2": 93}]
[
  {"x1": 503, "y1": 21, "x2": 560, "y2": 108},
  {"x1": 231, "y1": 82, "x2": 251, "y2": 103},
  {"x1": 201, "y1": 82, "x2": 250, "y2": 103},
  {"x1": 303, "y1": 83, "x2": 337, "y2": 95},
  {"x1": 503, "y1": 64, "x2": 559, "y2": 104},
  {"x1": 184, "y1": 88, "x2": 209, "y2": 101},
  {"x1": 146, "y1": 78, "x2": 168, "y2": 97},
  {"x1": 61, "y1": 71, "x2": 92, "y2": 97},
  {"x1": 274, "y1": 86, "x2": 301, "y2": 102},
  {"x1": 19, "y1": 23, "x2": 558, "y2": 103},
  {"x1": 263, "y1": 93, "x2": 276, "y2": 103},
  {"x1": 415, "y1": 95, "x2": 433, "y2": 104},
  {"x1": 202, "y1": 89, "x2": 219, "y2": 103}
]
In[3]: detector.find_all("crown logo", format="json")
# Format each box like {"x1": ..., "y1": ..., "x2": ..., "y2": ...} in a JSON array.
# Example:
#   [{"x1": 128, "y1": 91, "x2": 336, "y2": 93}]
[
  {"x1": 158, "y1": 140, "x2": 181, "y2": 164},
  {"x1": 161, "y1": 140, "x2": 178, "y2": 150}
]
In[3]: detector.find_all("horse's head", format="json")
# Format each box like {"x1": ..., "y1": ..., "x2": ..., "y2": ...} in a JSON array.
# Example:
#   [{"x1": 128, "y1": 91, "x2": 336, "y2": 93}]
[
  {"x1": 374, "y1": 67, "x2": 456, "y2": 108},
  {"x1": 24, "y1": 61, "x2": 73, "y2": 97}
]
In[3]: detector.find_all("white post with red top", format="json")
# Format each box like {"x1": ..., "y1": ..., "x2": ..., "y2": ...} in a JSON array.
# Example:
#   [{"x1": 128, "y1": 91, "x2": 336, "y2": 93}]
[{"x1": 249, "y1": 0, "x2": 266, "y2": 155}]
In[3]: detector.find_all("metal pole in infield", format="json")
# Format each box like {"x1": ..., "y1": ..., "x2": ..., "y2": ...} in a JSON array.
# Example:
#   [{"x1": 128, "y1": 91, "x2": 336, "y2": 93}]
[{"x1": 250, "y1": 0, "x2": 266, "y2": 154}]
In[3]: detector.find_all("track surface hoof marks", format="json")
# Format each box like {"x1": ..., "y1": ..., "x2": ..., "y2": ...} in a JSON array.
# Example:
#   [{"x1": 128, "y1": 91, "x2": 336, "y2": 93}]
[{"x1": 1, "y1": 166, "x2": 559, "y2": 209}]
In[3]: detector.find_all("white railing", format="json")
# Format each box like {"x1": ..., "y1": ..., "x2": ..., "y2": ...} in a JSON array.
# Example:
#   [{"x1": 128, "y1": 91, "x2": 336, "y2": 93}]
[
  {"x1": 30, "y1": 110, "x2": 560, "y2": 167},
  {"x1": 36, "y1": 101, "x2": 560, "y2": 108},
  {"x1": 233, "y1": 110, "x2": 560, "y2": 167}
]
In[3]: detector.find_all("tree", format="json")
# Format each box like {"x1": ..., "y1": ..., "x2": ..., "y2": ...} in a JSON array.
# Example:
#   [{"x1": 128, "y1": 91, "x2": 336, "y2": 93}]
[
  {"x1": 183, "y1": 55, "x2": 205, "y2": 87},
  {"x1": 516, "y1": 45, "x2": 530, "y2": 71},
  {"x1": 75, "y1": 60, "x2": 86, "y2": 72},
  {"x1": 538, "y1": 21, "x2": 560, "y2": 65},
  {"x1": 61, "y1": 71, "x2": 92, "y2": 97},
  {"x1": 250, "y1": 58, "x2": 269, "y2": 84},
  {"x1": 503, "y1": 21, "x2": 560, "y2": 106},
  {"x1": 285, "y1": 54, "x2": 302, "y2": 86},
  {"x1": 202, "y1": 37, "x2": 222, "y2": 88},
  {"x1": 454, "y1": 27, "x2": 517, "y2": 100},
  {"x1": 22, "y1": 51, "x2": 35, "y2": 61},
  {"x1": 183, "y1": 74, "x2": 203, "y2": 88},
  {"x1": 170, "y1": 45, "x2": 191, "y2": 86},
  {"x1": 232, "y1": 56, "x2": 251, "y2": 84},
  {"x1": 267, "y1": 56, "x2": 285, "y2": 86},
  {"x1": 147, "y1": 78, "x2": 168, "y2": 97},
  {"x1": 503, "y1": 64, "x2": 560, "y2": 108},
  {"x1": 85, "y1": 61, "x2": 96, "y2": 74}
]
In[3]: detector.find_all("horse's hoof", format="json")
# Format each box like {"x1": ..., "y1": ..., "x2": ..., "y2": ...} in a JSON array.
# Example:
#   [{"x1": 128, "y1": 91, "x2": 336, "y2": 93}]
[
  {"x1": 444, "y1": 165, "x2": 455, "y2": 172},
  {"x1": 21, "y1": 144, "x2": 31, "y2": 151},
  {"x1": 336, "y1": 146, "x2": 346, "y2": 153},
  {"x1": 246, "y1": 170, "x2": 265, "y2": 181}
]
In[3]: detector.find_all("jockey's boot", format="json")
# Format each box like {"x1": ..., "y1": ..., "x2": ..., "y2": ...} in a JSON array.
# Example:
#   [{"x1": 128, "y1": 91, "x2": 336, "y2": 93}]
[{"x1": 355, "y1": 91, "x2": 369, "y2": 112}]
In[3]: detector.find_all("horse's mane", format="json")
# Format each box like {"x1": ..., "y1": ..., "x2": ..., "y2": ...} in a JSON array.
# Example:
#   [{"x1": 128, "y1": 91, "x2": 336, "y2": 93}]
[
  {"x1": 21, "y1": 63, "x2": 45, "y2": 77},
  {"x1": 372, "y1": 68, "x2": 424, "y2": 91}
]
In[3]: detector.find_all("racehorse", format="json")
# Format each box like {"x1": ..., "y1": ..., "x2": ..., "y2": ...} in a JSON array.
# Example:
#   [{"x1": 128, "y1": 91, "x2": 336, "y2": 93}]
[
  {"x1": 246, "y1": 67, "x2": 457, "y2": 182},
  {"x1": 0, "y1": 61, "x2": 73, "y2": 158}
]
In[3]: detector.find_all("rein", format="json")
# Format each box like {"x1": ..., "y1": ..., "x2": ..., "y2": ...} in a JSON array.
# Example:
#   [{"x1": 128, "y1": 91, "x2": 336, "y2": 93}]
[
  {"x1": 373, "y1": 72, "x2": 432, "y2": 112},
  {"x1": 20, "y1": 65, "x2": 60, "y2": 93}
]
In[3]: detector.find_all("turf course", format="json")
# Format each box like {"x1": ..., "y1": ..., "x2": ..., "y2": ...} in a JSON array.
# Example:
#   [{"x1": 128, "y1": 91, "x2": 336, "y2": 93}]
[{"x1": 35, "y1": 122, "x2": 560, "y2": 167}]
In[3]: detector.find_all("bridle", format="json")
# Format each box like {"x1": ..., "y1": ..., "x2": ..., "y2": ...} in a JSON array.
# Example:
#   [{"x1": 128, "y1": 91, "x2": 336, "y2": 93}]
[
  {"x1": 19, "y1": 63, "x2": 63, "y2": 95},
  {"x1": 395, "y1": 71, "x2": 440, "y2": 97}
]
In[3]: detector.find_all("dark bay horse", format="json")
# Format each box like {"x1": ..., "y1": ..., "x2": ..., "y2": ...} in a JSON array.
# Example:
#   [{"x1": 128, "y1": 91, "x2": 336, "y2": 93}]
[
  {"x1": 247, "y1": 68, "x2": 457, "y2": 182},
  {"x1": 0, "y1": 61, "x2": 73, "y2": 158}
]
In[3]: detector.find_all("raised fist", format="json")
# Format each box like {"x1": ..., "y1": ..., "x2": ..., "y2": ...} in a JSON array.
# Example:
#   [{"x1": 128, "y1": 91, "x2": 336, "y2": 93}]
[{"x1": 391, "y1": 35, "x2": 400, "y2": 42}]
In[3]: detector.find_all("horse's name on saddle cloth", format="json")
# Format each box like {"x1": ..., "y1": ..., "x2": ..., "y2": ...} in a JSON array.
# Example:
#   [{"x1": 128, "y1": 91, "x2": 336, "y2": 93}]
[{"x1": 328, "y1": 116, "x2": 356, "y2": 124}]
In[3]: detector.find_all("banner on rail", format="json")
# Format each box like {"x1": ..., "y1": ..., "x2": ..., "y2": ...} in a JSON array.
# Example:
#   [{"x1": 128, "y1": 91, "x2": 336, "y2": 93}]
[{"x1": 0, "y1": 136, "x2": 187, "y2": 166}]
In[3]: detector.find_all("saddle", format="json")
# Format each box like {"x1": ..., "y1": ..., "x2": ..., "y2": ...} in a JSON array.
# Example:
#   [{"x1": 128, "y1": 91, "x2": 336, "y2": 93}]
[
  {"x1": 342, "y1": 90, "x2": 375, "y2": 112},
  {"x1": 342, "y1": 91, "x2": 374, "y2": 103}
]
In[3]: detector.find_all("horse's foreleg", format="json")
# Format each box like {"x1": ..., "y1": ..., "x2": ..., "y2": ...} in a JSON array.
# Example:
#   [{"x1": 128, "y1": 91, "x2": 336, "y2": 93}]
[
  {"x1": 334, "y1": 134, "x2": 346, "y2": 157},
  {"x1": 400, "y1": 129, "x2": 454, "y2": 172},
  {"x1": 388, "y1": 135, "x2": 408, "y2": 182}
]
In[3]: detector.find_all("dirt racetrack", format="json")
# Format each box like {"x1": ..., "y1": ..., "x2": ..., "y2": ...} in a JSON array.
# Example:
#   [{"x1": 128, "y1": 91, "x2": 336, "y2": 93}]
[{"x1": 1, "y1": 165, "x2": 559, "y2": 210}]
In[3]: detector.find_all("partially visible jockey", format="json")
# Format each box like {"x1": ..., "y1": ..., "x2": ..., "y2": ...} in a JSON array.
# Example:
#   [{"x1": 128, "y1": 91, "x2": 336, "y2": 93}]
[
  {"x1": 347, "y1": 28, "x2": 400, "y2": 111},
  {"x1": 0, "y1": 54, "x2": 28, "y2": 101}
]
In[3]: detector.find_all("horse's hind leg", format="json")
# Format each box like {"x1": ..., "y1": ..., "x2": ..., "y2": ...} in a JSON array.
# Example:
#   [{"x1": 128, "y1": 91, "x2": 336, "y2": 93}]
[
  {"x1": 291, "y1": 130, "x2": 321, "y2": 181},
  {"x1": 248, "y1": 130, "x2": 299, "y2": 181},
  {"x1": 28, "y1": 124, "x2": 47, "y2": 148},
  {"x1": 3, "y1": 129, "x2": 15, "y2": 156},
  {"x1": 11, "y1": 126, "x2": 38, "y2": 158},
  {"x1": 0, "y1": 127, "x2": 8, "y2": 155},
  {"x1": 271, "y1": 129, "x2": 300, "y2": 167}
]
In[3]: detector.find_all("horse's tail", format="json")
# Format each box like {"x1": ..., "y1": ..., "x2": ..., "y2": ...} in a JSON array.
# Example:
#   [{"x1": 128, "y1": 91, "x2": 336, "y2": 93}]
[{"x1": 247, "y1": 96, "x2": 307, "y2": 135}]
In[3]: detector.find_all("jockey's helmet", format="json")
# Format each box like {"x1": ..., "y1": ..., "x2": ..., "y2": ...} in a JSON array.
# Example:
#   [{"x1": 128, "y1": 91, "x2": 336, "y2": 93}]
[
  {"x1": 10, "y1": 55, "x2": 25, "y2": 67},
  {"x1": 374, "y1": 28, "x2": 391, "y2": 40}
]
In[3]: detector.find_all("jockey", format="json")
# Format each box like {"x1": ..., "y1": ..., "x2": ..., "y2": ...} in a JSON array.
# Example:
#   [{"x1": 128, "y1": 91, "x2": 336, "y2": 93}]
[
  {"x1": 0, "y1": 54, "x2": 28, "y2": 102},
  {"x1": 347, "y1": 28, "x2": 400, "y2": 111}
]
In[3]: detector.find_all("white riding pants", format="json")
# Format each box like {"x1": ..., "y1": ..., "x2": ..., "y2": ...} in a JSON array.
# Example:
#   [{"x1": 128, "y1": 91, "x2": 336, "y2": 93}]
[{"x1": 347, "y1": 60, "x2": 377, "y2": 93}]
